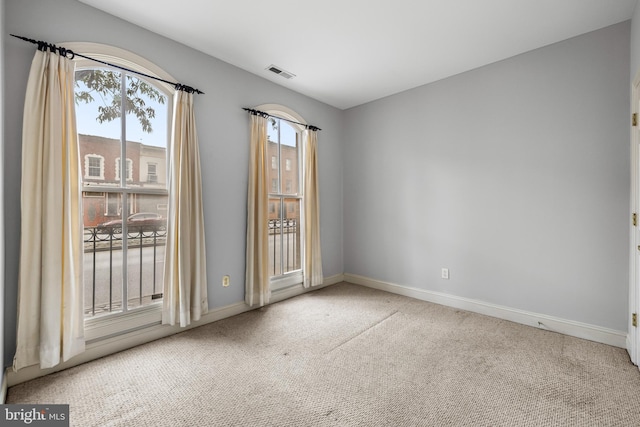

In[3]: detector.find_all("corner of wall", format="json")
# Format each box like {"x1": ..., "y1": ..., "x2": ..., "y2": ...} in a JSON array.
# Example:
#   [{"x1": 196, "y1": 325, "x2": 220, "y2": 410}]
[
  {"x1": 344, "y1": 274, "x2": 627, "y2": 348},
  {"x1": 630, "y1": 0, "x2": 640, "y2": 77}
]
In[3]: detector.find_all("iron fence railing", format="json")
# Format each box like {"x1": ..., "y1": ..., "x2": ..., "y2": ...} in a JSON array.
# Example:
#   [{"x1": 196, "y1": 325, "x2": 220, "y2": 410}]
[
  {"x1": 85, "y1": 218, "x2": 301, "y2": 317},
  {"x1": 83, "y1": 226, "x2": 166, "y2": 317},
  {"x1": 268, "y1": 218, "x2": 300, "y2": 276}
]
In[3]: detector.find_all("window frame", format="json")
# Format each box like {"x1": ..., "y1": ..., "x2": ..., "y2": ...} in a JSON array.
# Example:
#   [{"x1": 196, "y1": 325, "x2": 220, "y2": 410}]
[
  {"x1": 257, "y1": 104, "x2": 307, "y2": 291},
  {"x1": 147, "y1": 162, "x2": 158, "y2": 183},
  {"x1": 67, "y1": 42, "x2": 176, "y2": 342},
  {"x1": 84, "y1": 154, "x2": 105, "y2": 180}
]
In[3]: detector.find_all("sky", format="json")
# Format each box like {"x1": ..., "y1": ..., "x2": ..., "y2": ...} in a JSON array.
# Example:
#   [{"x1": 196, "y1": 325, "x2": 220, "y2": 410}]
[
  {"x1": 268, "y1": 117, "x2": 297, "y2": 147},
  {"x1": 75, "y1": 69, "x2": 297, "y2": 149},
  {"x1": 75, "y1": 73, "x2": 169, "y2": 148}
]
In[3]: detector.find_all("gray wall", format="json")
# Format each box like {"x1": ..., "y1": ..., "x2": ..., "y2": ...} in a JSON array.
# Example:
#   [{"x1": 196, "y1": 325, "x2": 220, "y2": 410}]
[
  {"x1": 2, "y1": 0, "x2": 344, "y2": 368},
  {"x1": 343, "y1": 22, "x2": 630, "y2": 331},
  {"x1": 1, "y1": 0, "x2": 6, "y2": 389},
  {"x1": 631, "y1": 1, "x2": 640, "y2": 79},
  {"x1": 1, "y1": 0, "x2": 634, "y2": 371}
]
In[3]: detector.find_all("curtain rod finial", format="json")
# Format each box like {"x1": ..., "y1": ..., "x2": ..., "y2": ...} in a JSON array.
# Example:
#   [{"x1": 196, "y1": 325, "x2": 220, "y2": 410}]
[{"x1": 11, "y1": 34, "x2": 37, "y2": 44}]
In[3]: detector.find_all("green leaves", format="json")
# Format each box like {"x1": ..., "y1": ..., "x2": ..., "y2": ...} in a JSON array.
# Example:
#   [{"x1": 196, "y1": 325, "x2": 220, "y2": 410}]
[{"x1": 75, "y1": 69, "x2": 167, "y2": 134}]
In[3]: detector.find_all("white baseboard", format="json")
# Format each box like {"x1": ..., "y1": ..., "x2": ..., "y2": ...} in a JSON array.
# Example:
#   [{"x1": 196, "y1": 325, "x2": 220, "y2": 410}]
[
  {"x1": 6, "y1": 274, "x2": 343, "y2": 387},
  {"x1": 344, "y1": 273, "x2": 627, "y2": 348},
  {"x1": 270, "y1": 273, "x2": 344, "y2": 303}
]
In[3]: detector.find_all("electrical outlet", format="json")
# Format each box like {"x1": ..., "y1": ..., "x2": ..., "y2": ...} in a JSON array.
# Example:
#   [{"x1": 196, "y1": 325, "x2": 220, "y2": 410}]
[
  {"x1": 222, "y1": 275, "x2": 230, "y2": 287},
  {"x1": 441, "y1": 268, "x2": 449, "y2": 280}
]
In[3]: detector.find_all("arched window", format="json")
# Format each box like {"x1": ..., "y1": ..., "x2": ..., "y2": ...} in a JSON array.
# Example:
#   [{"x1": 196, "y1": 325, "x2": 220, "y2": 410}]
[
  {"x1": 258, "y1": 104, "x2": 306, "y2": 290},
  {"x1": 246, "y1": 103, "x2": 322, "y2": 306},
  {"x1": 69, "y1": 43, "x2": 174, "y2": 324}
]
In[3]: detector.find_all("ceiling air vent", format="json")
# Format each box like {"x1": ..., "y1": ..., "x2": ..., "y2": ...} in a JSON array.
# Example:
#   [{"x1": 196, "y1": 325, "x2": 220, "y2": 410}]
[{"x1": 266, "y1": 64, "x2": 295, "y2": 80}]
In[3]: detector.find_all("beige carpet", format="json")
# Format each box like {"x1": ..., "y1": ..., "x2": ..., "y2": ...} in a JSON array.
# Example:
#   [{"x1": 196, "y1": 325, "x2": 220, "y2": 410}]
[{"x1": 7, "y1": 282, "x2": 640, "y2": 426}]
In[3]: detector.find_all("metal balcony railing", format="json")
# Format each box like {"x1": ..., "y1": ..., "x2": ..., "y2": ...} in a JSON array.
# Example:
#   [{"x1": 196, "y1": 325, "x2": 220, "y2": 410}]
[
  {"x1": 268, "y1": 218, "x2": 300, "y2": 276},
  {"x1": 83, "y1": 226, "x2": 166, "y2": 317},
  {"x1": 85, "y1": 218, "x2": 300, "y2": 317}
]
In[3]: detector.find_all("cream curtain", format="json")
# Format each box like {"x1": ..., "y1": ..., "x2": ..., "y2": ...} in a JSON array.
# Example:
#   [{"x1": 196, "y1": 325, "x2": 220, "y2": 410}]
[
  {"x1": 303, "y1": 129, "x2": 323, "y2": 288},
  {"x1": 162, "y1": 90, "x2": 208, "y2": 327},
  {"x1": 14, "y1": 49, "x2": 85, "y2": 371},
  {"x1": 245, "y1": 114, "x2": 270, "y2": 307}
]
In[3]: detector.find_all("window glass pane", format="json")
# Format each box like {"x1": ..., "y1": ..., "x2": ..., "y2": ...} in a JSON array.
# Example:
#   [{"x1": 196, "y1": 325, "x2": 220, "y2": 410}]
[
  {"x1": 126, "y1": 75, "x2": 168, "y2": 191},
  {"x1": 267, "y1": 196, "x2": 301, "y2": 277},
  {"x1": 88, "y1": 157, "x2": 101, "y2": 177},
  {"x1": 282, "y1": 198, "x2": 301, "y2": 274},
  {"x1": 280, "y1": 122, "x2": 299, "y2": 195},
  {"x1": 78, "y1": 67, "x2": 170, "y2": 319},
  {"x1": 76, "y1": 69, "x2": 122, "y2": 190},
  {"x1": 267, "y1": 119, "x2": 279, "y2": 193},
  {"x1": 83, "y1": 233, "x2": 125, "y2": 316},
  {"x1": 268, "y1": 197, "x2": 282, "y2": 276},
  {"x1": 77, "y1": 69, "x2": 125, "y2": 317},
  {"x1": 126, "y1": 193, "x2": 168, "y2": 310},
  {"x1": 75, "y1": 68, "x2": 122, "y2": 141},
  {"x1": 267, "y1": 118, "x2": 278, "y2": 146},
  {"x1": 83, "y1": 193, "x2": 124, "y2": 317},
  {"x1": 124, "y1": 74, "x2": 169, "y2": 140},
  {"x1": 265, "y1": 116, "x2": 302, "y2": 280},
  {"x1": 147, "y1": 163, "x2": 158, "y2": 183}
]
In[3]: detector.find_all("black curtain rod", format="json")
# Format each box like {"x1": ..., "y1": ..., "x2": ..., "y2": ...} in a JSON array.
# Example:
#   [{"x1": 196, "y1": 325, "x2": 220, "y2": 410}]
[
  {"x1": 10, "y1": 34, "x2": 204, "y2": 95},
  {"x1": 243, "y1": 108, "x2": 321, "y2": 131}
]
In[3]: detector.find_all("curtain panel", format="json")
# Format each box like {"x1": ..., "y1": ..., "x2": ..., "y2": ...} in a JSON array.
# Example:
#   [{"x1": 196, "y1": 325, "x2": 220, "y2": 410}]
[
  {"x1": 14, "y1": 49, "x2": 85, "y2": 371},
  {"x1": 162, "y1": 90, "x2": 209, "y2": 327},
  {"x1": 303, "y1": 129, "x2": 323, "y2": 288},
  {"x1": 245, "y1": 114, "x2": 270, "y2": 307}
]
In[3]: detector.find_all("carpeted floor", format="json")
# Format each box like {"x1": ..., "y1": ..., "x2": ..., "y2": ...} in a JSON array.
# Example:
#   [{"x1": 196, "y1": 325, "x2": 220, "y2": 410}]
[{"x1": 7, "y1": 282, "x2": 640, "y2": 426}]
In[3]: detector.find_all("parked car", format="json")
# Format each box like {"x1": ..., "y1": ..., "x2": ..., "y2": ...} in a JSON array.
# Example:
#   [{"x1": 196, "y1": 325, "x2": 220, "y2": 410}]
[{"x1": 97, "y1": 212, "x2": 166, "y2": 234}]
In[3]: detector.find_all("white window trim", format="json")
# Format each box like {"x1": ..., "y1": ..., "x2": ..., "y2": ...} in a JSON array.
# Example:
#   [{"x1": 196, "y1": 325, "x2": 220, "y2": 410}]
[
  {"x1": 84, "y1": 153, "x2": 105, "y2": 180},
  {"x1": 84, "y1": 303, "x2": 162, "y2": 342},
  {"x1": 63, "y1": 42, "x2": 176, "y2": 94},
  {"x1": 257, "y1": 104, "x2": 307, "y2": 127},
  {"x1": 69, "y1": 42, "x2": 175, "y2": 342},
  {"x1": 257, "y1": 104, "x2": 307, "y2": 291},
  {"x1": 271, "y1": 271, "x2": 304, "y2": 291}
]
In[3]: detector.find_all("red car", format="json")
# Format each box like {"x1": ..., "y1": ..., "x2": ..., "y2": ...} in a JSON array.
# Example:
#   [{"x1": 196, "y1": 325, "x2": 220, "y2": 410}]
[{"x1": 97, "y1": 212, "x2": 166, "y2": 234}]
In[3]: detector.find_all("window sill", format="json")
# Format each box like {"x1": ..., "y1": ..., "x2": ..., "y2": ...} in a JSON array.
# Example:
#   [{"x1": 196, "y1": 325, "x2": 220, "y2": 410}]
[
  {"x1": 271, "y1": 271, "x2": 303, "y2": 291},
  {"x1": 84, "y1": 303, "x2": 162, "y2": 344}
]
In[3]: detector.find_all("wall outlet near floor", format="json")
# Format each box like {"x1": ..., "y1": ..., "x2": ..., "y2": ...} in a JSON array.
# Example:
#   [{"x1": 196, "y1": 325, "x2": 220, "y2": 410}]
[
  {"x1": 222, "y1": 275, "x2": 230, "y2": 287},
  {"x1": 441, "y1": 268, "x2": 449, "y2": 280}
]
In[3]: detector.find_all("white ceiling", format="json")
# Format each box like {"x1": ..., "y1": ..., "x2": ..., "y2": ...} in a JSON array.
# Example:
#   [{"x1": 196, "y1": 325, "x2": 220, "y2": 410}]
[{"x1": 77, "y1": 0, "x2": 637, "y2": 110}]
